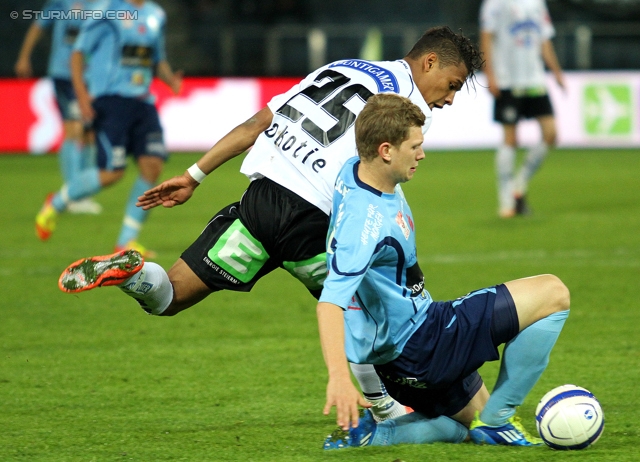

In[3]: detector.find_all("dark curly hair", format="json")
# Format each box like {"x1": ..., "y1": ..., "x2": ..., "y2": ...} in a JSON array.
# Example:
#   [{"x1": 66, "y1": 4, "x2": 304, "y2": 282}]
[{"x1": 406, "y1": 26, "x2": 484, "y2": 82}]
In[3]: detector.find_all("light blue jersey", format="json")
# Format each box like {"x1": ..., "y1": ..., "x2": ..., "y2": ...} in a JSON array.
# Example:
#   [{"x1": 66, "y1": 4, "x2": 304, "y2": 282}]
[
  {"x1": 73, "y1": 0, "x2": 167, "y2": 100},
  {"x1": 320, "y1": 157, "x2": 433, "y2": 365},
  {"x1": 36, "y1": 0, "x2": 106, "y2": 79}
]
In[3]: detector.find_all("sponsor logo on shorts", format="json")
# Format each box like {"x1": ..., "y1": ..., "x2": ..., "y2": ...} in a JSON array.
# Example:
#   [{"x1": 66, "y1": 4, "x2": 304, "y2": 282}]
[
  {"x1": 202, "y1": 256, "x2": 241, "y2": 285},
  {"x1": 502, "y1": 105, "x2": 518, "y2": 124},
  {"x1": 283, "y1": 254, "x2": 327, "y2": 290},
  {"x1": 208, "y1": 219, "x2": 269, "y2": 283},
  {"x1": 112, "y1": 146, "x2": 126, "y2": 168},
  {"x1": 381, "y1": 374, "x2": 429, "y2": 389}
]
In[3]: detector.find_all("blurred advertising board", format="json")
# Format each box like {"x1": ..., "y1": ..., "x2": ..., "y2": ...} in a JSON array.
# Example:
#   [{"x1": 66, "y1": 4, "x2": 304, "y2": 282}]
[{"x1": 1, "y1": 72, "x2": 638, "y2": 154}]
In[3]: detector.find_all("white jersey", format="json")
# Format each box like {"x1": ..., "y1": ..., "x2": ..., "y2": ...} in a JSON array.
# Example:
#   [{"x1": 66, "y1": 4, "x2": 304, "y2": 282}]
[
  {"x1": 240, "y1": 59, "x2": 432, "y2": 215},
  {"x1": 480, "y1": 0, "x2": 555, "y2": 89}
]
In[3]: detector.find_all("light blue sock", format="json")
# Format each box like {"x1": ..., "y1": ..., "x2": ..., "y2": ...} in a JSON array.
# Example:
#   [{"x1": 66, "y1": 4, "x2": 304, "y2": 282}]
[
  {"x1": 116, "y1": 176, "x2": 154, "y2": 247},
  {"x1": 51, "y1": 167, "x2": 101, "y2": 212},
  {"x1": 372, "y1": 412, "x2": 468, "y2": 445},
  {"x1": 481, "y1": 310, "x2": 570, "y2": 426},
  {"x1": 59, "y1": 139, "x2": 82, "y2": 183}
]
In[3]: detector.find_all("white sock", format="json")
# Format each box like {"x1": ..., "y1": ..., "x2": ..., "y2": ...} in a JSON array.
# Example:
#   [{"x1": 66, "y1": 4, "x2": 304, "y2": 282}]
[
  {"x1": 496, "y1": 145, "x2": 516, "y2": 214},
  {"x1": 118, "y1": 262, "x2": 173, "y2": 315},
  {"x1": 350, "y1": 363, "x2": 407, "y2": 421},
  {"x1": 367, "y1": 395, "x2": 409, "y2": 422},
  {"x1": 515, "y1": 142, "x2": 548, "y2": 196},
  {"x1": 350, "y1": 363, "x2": 386, "y2": 399}
]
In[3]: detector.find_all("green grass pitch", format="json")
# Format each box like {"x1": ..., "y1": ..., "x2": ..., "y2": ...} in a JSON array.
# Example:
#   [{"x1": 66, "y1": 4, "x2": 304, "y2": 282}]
[{"x1": 1, "y1": 148, "x2": 639, "y2": 461}]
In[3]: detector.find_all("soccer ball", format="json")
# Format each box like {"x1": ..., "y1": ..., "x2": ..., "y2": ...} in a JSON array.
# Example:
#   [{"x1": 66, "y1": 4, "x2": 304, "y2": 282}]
[{"x1": 535, "y1": 384, "x2": 604, "y2": 450}]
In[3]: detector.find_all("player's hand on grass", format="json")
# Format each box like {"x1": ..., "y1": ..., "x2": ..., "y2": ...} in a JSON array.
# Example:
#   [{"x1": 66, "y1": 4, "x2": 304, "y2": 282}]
[
  {"x1": 136, "y1": 173, "x2": 198, "y2": 210},
  {"x1": 324, "y1": 375, "x2": 371, "y2": 431}
]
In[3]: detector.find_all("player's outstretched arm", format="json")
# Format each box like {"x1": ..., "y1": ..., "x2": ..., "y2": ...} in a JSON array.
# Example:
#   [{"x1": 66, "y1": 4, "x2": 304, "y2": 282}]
[
  {"x1": 137, "y1": 106, "x2": 274, "y2": 210},
  {"x1": 317, "y1": 302, "x2": 371, "y2": 430}
]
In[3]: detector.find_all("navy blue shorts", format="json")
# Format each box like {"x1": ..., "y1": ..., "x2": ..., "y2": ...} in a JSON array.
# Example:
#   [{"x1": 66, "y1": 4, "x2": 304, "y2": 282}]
[
  {"x1": 92, "y1": 95, "x2": 167, "y2": 171},
  {"x1": 494, "y1": 89, "x2": 553, "y2": 124},
  {"x1": 375, "y1": 284, "x2": 519, "y2": 418},
  {"x1": 52, "y1": 78, "x2": 81, "y2": 121}
]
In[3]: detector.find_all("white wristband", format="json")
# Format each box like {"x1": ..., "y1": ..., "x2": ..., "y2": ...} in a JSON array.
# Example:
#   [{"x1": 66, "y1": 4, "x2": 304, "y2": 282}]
[{"x1": 187, "y1": 163, "x2": 207, "y2": 183}]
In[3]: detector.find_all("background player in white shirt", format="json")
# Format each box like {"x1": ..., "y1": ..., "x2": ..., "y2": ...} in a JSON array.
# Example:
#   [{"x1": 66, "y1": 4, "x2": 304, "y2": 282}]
[
  {"x1": 58, "y1": 26, "x2": 483, "y2": 423},
  {"x1": 480, "y1": 0, "x2": 565, "y2": 217}
]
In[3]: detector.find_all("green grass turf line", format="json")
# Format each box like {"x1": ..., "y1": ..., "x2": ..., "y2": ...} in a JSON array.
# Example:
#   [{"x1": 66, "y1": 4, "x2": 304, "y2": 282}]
[{"x1": 0, "y1": 149, "x2": 638, "y2": 461}]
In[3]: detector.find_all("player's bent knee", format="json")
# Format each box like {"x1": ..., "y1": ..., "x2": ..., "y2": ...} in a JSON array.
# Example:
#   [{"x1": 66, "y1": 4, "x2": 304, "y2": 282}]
[{"x1": 543, "y1": 274, "x2": 570, "y2": 313}]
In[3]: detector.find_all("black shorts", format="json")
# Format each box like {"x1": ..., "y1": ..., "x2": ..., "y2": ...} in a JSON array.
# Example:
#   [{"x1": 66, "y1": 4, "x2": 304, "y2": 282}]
[
  {"x1": 181, "y1": 177, "x2": 329, "y2": 298},
  {"x1": 375, "y1": 284, "x2": 520, "y2": 418},
  {"x1": 494, "y1": 89, "x2": 553, "y2": 124}
]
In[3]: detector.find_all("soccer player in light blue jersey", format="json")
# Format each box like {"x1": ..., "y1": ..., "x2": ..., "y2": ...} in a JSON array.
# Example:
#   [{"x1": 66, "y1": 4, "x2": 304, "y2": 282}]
[
  {"x1": 319, "y1": 93, "x2": 570, "y2": 449},
  {"x1": 16, "y1": 0, "x2": 106, "y2": 215},
  {"x1": 35, "y1": 0, "x2": 182, "y2": 258}
]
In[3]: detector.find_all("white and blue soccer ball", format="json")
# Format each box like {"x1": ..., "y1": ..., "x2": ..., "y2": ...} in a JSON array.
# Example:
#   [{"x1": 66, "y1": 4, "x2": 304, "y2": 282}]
[{"x1": 535, "y1": 384, "x2": 604, "y2": 450}]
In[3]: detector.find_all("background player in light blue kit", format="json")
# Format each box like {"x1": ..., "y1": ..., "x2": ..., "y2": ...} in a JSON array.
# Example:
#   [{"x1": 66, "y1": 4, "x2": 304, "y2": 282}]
[
  {"x1": 318, "y1": 93, "x2": 570, "y2": 449},
  {"x1": 16, "y1": 0, "x2": 105, "y2": 215},
  {"x1": 35, "y1": 0, "x2": 182, "y2": 257}
]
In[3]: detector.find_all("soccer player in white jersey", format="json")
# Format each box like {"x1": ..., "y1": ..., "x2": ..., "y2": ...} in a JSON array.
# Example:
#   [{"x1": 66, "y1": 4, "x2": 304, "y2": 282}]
[
  {"x1": 318, "y1": 93, "x2": 569, "y2": 449},
  {"x1": 480, "y1": 0, "x2": 565, "y2": 217},
  {"x1": 58, "y1": 26, "x2": 482, "y2": 423}
]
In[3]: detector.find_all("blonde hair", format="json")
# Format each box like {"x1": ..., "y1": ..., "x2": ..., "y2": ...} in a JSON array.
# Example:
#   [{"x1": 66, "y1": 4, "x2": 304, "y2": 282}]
[{"x1": 355, "y1": 93, "x2": 425, "y2": 162}]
